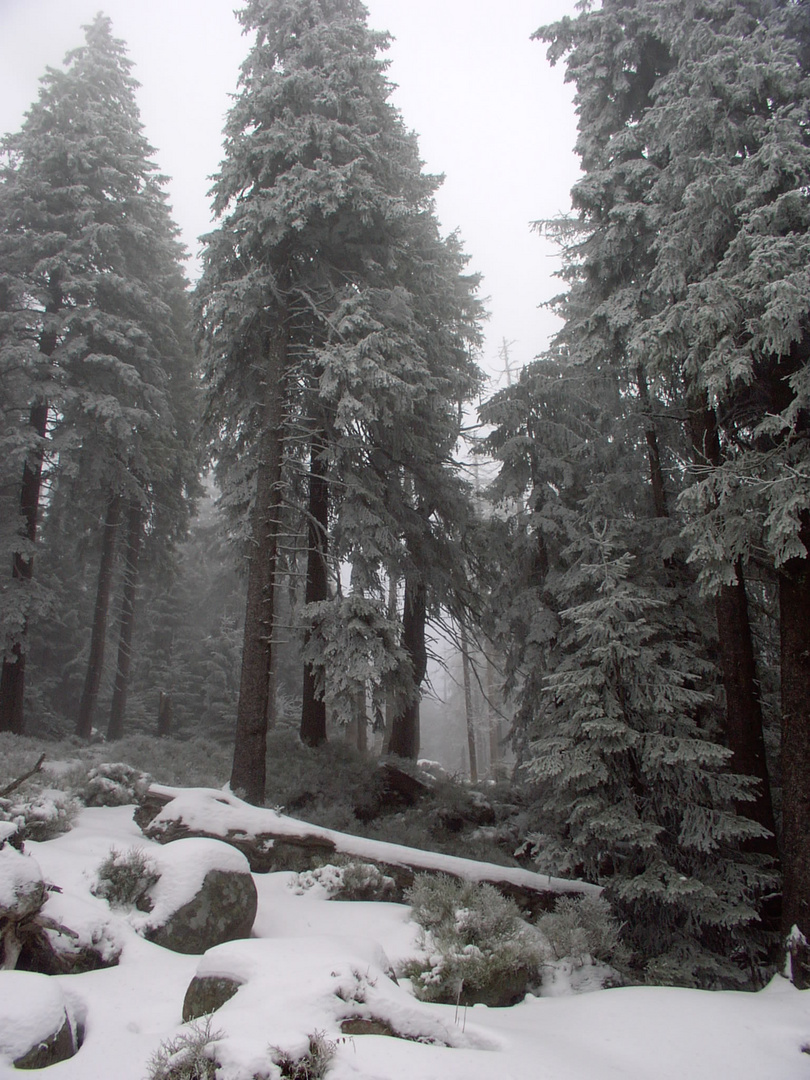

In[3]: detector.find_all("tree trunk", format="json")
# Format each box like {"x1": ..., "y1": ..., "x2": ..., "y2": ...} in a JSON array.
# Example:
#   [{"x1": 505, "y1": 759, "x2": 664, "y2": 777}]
[
  {"x1": 381, "y1": 572, "x2": 398, "y2": 755},
  {"x1": 75, "y1": 494, "x2": 121, "y2": 739},
  {"x1": 780, "y1": 511, "x2": 810, "y2": 983},
  {"x1": 231, "y1": 330, "x2": 287, "y2": 805},
  {"x1": 157, "y1": 691, "x2": 172, "y2": 737},
  {"x1": 388, "y1": 575, "x2": 427, "y2": 760},
  {"x1": 107, "y1": 499, "x2": 143, "y2": 740},
  {"x1": 637, "y1": 366, "x2": 668, "y2": 519},
  {"x1": 300, "y1": 432, "x2": 329, "y2": 747},
  {"x1": 486, "y1": 651, "x2": 503, "y2": 777},
  {"x1": 0, "y1": 279, "x2": 60, "y2": 736},
  {"x1": 689, "y1": 403, "x2": 778, "y2": 856},
  {"x1": 715, "y1": 564, "x2": 779, "y2": 854},
  {"x1": 460, "y1": 621, "x2": 478, "y2": 782},
  {"x1": 0, "y1": 402, "x2": 49, "y2": 735}
]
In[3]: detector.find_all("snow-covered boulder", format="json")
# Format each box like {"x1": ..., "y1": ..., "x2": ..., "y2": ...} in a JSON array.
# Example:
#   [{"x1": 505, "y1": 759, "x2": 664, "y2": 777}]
[
  {"x1": 136, "y1": 837, "x2": 257, "y2": 954},
  {"x1": 0, "y1": 970, "x2": 79, "y2": 1069}
]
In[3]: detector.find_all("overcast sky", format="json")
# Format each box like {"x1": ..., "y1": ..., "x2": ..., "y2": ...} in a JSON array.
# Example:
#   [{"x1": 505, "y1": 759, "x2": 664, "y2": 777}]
[{"x1": 0, "y1": 0, "x2": 581, "y2": 383}]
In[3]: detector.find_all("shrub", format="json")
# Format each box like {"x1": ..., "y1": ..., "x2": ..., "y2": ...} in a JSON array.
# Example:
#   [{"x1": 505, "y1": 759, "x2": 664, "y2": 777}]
[
  {"x1": 0, "y1": 789, "x2": 79, "y2": 842},
  {"x1": 534, "y1": 894, "x2": 629, "y2": 995},
  {"x1": 92, "y1": 846, "x2": 160, "y2": 910},
  {"x1": 146, "y1": 1017, "x2": 222, "y2": 1080},
  {"x1": 271, "y1": 1031, "x2": 336, "y2": 1080},
  {"x1": 78, "y1": 762, "x2": 152, "y2": 807},
  {"x1": 401, "y1": 874, "x2": 547, "y2": 1005},
  {"x1": 537, "y1": 894, "x2": 627, "y2": 966},
  {"x1": 291, "y1": 858, "x2": 397, "y2": 902}
]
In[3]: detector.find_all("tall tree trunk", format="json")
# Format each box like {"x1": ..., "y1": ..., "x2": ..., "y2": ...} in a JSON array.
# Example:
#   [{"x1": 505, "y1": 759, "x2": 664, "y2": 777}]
[
  {"x1": 486, "y1": 651, "x2": 501, "y2": 777},
  {"x1": 780, "y1": 511, "x2": 810, "y2": 983},
  {"x1": 300, "y1": 431, "x2": 329, "y2": 747},
  {"x1": 107, "y1": 499, "x2": 144, "y2": 740},
  {"x1": 0, "y1": 402, "x2": 49, "y2": 735},
  {"x1": 460, "y1": 621, "x2": 478, "y2": 782},
  {"x1": 231, "y1": 330, "x2": 287, "y2": 805},
  {"x1": 75, "y1": 494, "x2": 121, "y2": 739},
  {"x1": 689, "y1": 404, "x2": 778, "y2": 857},
  {"x1": 381, "y1": 571, "x2": 398, "y2": 755},
  {"x1": 388, "y1": 575, "x2": 427, "y2": 760},
  {"x1": 0, "y1": 280, "x2": 60, "y2": 735},
  {"x1": 637, "y1": 366, "x2": 668, "y2": 519}
]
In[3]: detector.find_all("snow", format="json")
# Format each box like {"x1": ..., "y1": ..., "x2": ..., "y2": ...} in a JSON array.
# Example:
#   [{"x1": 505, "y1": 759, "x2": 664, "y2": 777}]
[
  {"x1": 0, "y1": 796, "x2": 808, "y2": 1080},
  {"x1": 0, "y1": 970, "x2": 73, "y2": 1061}
]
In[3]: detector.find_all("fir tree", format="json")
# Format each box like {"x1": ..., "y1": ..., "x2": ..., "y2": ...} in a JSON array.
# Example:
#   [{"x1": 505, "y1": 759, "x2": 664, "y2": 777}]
[
  {"x1": 0, "y1": 16, "x2": 199, "y2": 736},
  {"x1": 196, "y1": 0, "x2": 482, "y2": 802},
  {"x1": 540, "y1": 0, "x2": 810, "y2": 971},
  {"x1": 525, "y1": 531, "x2": 773, "y2": 987}
]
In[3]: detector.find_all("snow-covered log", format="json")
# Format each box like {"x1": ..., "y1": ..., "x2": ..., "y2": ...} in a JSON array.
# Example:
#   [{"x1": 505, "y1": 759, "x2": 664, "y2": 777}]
[{"x1": 135, "y1": 785, "x2": 599, "y2": 917}]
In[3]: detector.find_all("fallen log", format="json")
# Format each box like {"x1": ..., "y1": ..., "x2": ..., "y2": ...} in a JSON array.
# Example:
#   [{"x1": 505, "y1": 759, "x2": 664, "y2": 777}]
[{"x1": 135, "y1": 786, "x2": 599, "y2": 917}]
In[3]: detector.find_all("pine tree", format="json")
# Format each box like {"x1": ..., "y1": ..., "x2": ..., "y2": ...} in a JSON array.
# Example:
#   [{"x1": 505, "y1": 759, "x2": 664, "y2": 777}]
[
  {"x1": 196, "y1": 0, "x2": 482, "y2": 802},
  {"x1": 0, "y1": 15, "x2": 199, "y2": 737}
]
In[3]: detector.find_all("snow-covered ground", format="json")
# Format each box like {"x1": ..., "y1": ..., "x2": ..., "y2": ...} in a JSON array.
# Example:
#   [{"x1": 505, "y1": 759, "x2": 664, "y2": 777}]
[{"x1": 2, "y1": 798, "x2": 809, "y2": 1080}]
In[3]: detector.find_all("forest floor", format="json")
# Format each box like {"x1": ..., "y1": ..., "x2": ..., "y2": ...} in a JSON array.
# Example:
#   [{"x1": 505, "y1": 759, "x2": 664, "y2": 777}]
[{"x1": 1, "y1": 779, "x2": 808, "y2": 1080}]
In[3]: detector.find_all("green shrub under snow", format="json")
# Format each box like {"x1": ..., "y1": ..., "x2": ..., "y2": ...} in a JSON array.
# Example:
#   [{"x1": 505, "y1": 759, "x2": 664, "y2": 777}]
[
  {"x1": 535, "y1": 894, "x2": 628, "y2": 995},
  {"x1": 92, "y1": 846, "x2": 160, "y2": 910},
  {"x1": 537, "y1": 894, "x2": 628, "y2": 967},
  {"x1": 146, "y1": 1017, "x2": 221, "y2": 1080},
  {"x1": 401, "y1": 874, "x2": 547, "y2": 1005},
  {"x1": 78, "y1": 762, "x2": 152, "y2": 807},
  {"x1": 271, "y1": 1031, "x2": 336, "y2": 1080},
  {"x1": 0, "y1": 788, "x2": 79, "y2": 842},
  {"x1": 291, "y1": 858, "x2": 398, "y2": 902}
]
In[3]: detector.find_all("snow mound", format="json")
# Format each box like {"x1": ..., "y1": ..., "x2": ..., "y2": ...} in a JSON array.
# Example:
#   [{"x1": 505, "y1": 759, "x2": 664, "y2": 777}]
[{"x1": 189, "y1": 935, "x2": 497, "y2": 1080}]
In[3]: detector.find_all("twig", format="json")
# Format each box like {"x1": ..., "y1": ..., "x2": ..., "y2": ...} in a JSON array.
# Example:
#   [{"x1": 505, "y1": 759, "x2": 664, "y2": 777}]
[{"x1": 0, "y1": 753, "x2": 46, "y2": 799}]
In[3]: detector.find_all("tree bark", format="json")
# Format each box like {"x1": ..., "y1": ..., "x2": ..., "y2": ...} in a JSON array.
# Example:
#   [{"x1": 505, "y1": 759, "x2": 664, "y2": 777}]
[
  {"x1": 0, "y1": 402, "x2": 49, "y2": 735},
  {"x1": 689, "y1": 404, "x2": 778, "y2": 856},
  {"x1": 388, "y1": 575, "x2": 427, "y2": 760},
  {"x1": 486, "y1": 651, "x2": 502, "y2": 778},
  {"x1": 300, "y1": 431, "x2": 329, "y2": 747},
  {"x1": 75, "y1": 494, "x2": 121, "y2": 739},
  {"x1": 780, "y1": 511, "x2": 810, "y2": 983},
  {"x1": 460, "y1": 621, "x2": 478, "y2": 782},
  {"x1": 714, "y1": 564, "x2": 778, "y2": 854},
  {"x1": 107, "y1": 499, "x2": 143, "y2": 740},
  {"x1": 0, "y1": 278, "x2": 60, "y2": 736},
  {"x1": 637, "y1": 366, "x2": 668, "y2": 519},
  {"x1": 230, "y1": 330, "x2": 287, "y2": 805},
  {"x1": 157, "y1": 691, "x2": 172, "y2": 737},
  {"x1": 381, "y1": 571, "x2": 398, "y2": 755}
]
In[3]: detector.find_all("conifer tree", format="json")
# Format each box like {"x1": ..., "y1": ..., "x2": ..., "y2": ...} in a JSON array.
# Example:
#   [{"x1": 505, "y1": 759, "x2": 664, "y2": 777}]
[
  {"x1": 536, "y1": 0, "x2": 810, "y2": 974},
  {"x1": 0, "y1": 16, "x2": 198, "y2": 736},
  {"x1": 525, "y1": 533, "x2": 772, "y2": 986},
  {"x1": 197, "y1": 0, "x2": 482, "y2": 802}
]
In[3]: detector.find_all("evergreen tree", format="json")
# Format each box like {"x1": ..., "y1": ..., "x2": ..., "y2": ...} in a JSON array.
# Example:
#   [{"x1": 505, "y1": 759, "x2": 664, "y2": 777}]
[
  {"x1": 525, "y1": 533, "x2": 772, "y2": 986},
  {"x1": 536, "y1": 0, "x2": 810, "y2": 974},
  {"x1": 0, "y1": 16, "x2": 199, "y2": 736},
  {"x1": 196, "y1": 0, "x2": 482, "y2": 803}
]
